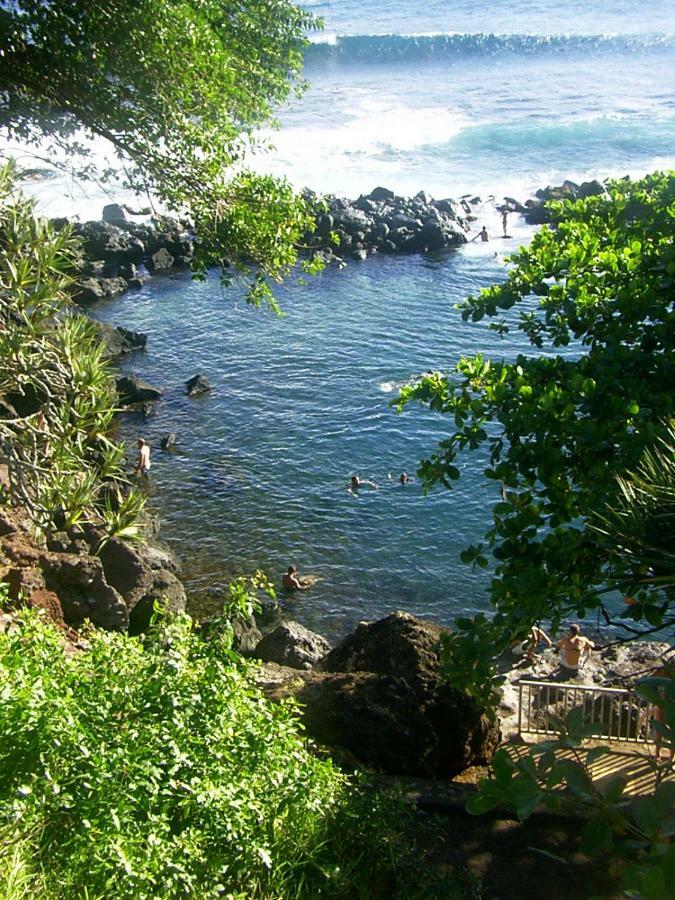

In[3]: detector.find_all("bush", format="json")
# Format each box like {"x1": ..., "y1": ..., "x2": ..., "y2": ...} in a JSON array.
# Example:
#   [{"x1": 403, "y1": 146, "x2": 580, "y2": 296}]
[{"x1": 0, "y1": 607, "x2": 468, "y2": 899}]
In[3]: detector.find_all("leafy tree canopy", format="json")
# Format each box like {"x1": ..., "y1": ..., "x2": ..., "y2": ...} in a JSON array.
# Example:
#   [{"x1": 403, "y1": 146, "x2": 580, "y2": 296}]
[
  {"x1": 0, "y1": 0, "x2": 322, "y2": 305},
  {"x1": 398, "y1": 172, "x2": 675, "y2": 655}
]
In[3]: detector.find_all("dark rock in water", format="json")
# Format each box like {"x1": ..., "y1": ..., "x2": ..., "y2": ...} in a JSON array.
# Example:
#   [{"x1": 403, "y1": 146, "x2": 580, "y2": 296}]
[
  {"x1": 118, "y1": 262, "x2": 138, "y2": 281},
  {"x1": 263, "y1": 667, "x2": 439, "y2": 776},
  {"x1": 76, "y1": 276, "x2": 128, "y2": 305},
  {"x1": 94, "y1": 321, "x2": 147, "y2": 358},
  {"x1": 161, "y1": 433, "x2": 177, "y2": 451},
  {"x1": 116, "y1": 374, "x2": 163, "y2": 404},
  {"x1": 578, "y1": 179, "x2": 607, "y2": 199},
  {"x1": 503, "y1": 196, "x2": 528, "y2": 214},
  {"x1": 368, "y1": 186, "x2": 396, "y2": 202},
  {"x1": 148, "y1": 247, "x2": 174, "y2": 271},
  {"x1": 185, "y1": 373, "x2": 212, "y2": 397},
  {"x1": 333, "y1": 207, "x2": 373, "y2": 234},
  {"x1": 102, "y1": 203, "x2": 128, "y2": 225},
  {"x1": 127, "y1": 275, "x2": 149, "y2": 290},
  {"x1": 319, "y1": 611, "x2": 500, "y2": 773},
  {"x1": 254, "y1": 620, "x2": 331, "y2": 670}
]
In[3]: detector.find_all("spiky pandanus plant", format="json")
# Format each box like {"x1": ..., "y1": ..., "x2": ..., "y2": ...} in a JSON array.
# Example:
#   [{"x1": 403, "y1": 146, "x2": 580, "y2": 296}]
[
  {"x1": 591, "y1": 419, "x2": 675, "y2": 634},
  {"x1": 0, "y1": 160, "x2": 145, "y2": 541}
]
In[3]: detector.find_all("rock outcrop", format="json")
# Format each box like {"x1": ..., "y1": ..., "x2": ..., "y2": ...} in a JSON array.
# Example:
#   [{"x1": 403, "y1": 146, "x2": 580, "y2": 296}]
[
  {"x1": 305, "y1": 187, "x2": 469, "y2": 263},
  {"x1": 93, "y1": 321, "x2": 147, "y2": 359},
  {"x1": 523, "y1": 178, "x2": 608, "y2": 224},
  {"x1": 256, "y1": 611, "x2": 500, "y2": 776},
  {"x1": 0, "y1": 501, "x2": 185, "y2": 636},
  {"x1": 116, "y1": 374, "x2": 163, "y2": 405},
  {"x1": 254, "y1": 620, "x2": 331, "y2": 670}
]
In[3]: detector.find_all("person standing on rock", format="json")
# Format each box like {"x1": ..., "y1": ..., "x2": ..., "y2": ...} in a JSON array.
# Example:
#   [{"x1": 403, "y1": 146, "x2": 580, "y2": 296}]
[
  {"x1": 135, "y1": 438, "x2": 151, "y2": 477},
  {"x1": 556, "y1": 624, "x2": 594, "y2": 673},
  {"x1": 501, "y1": 209, "x2": 509, "y2": 237}
]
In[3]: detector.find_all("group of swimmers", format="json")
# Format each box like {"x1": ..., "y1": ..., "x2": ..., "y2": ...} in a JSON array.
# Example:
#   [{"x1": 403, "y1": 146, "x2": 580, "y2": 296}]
[{"x1": 349, "y1": 472, "x2": 412, "y2": 492}]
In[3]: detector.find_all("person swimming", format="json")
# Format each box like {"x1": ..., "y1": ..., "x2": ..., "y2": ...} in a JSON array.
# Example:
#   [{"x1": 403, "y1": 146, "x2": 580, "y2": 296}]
[{"x1": 349, "y1": 474, "x2": 378, "y2": 492}]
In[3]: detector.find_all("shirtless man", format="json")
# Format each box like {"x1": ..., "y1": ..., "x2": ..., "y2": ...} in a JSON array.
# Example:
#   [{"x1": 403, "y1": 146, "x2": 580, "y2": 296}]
[
  {"x1": 471, "y1": 226, "x2": 489, "y2": 242},
  {"x1": 135, "y1": 438, "x2": 151, "y2": 476},
  {"x1": 557, "y1": 624, "x2": 594, "y2": 672},
  {"x1": 282, "y1": 565, "x2": 308, "y2": 592}
]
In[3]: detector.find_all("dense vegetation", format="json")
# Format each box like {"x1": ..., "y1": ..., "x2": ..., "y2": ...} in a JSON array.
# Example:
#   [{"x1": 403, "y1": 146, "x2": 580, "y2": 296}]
[
  {"x1": 0, "y1": 161, "x2": 144, "y2": 538},
  {"x1": 0, "y1": 0, "x2": 324, "y2": 306},
  {"x1": 0, "y1": 600, "x2": 468, "y2": 899},
  {"x1": 398, "y1": 172, "x2": 675, "y2": 700}
]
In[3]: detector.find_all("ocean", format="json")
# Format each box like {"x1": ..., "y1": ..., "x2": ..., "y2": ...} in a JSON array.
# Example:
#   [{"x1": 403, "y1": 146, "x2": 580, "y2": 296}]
[{"x1": 36, "y1": 1, "x2": 675, "y2": 637}]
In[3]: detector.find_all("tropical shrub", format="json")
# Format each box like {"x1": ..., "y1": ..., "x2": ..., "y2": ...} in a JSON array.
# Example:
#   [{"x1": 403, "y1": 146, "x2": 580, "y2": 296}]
[
  {"x1": 0, "y1": 602, "x2": 469, "y2": 899},
  {"x1": 0, "y1": 161, "x2": 144, "y2": 539}
]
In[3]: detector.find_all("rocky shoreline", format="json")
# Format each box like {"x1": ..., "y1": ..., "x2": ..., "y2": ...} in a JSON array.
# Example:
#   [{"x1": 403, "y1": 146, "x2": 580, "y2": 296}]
[{"x1": 63, "y1": 176, "x2": 610, "y2": 315}]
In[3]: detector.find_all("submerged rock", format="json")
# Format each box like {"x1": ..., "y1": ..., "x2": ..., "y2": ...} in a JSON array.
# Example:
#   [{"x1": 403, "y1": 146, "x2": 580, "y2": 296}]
[{"x1": 185, "y1": 374, "x2": 212, "y2": 397}]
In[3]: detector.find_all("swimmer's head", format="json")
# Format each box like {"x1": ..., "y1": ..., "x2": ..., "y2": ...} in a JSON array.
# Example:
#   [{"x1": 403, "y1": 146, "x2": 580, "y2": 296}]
[
  {"x1": 570, "y1": 624, "x2": 580, "y2": 636},
  {"x1": 288, "y1": 565, "x2": 296, "y2": 575},
  {"x1": 351, "y1": 475, "x2": 360, "y2": 487},
  {"x1": 399, "y1": 473, "x2": 408, "y2": 484}
]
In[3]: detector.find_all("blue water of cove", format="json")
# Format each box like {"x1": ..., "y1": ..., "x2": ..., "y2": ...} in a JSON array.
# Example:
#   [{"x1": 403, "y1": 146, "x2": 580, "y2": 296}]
[
  {"x1": 94, "y1": 249, "x2": 531, "y2": 639},
  {"x1": 87, "y1": 0, "x2": 675, "y2": 639}
]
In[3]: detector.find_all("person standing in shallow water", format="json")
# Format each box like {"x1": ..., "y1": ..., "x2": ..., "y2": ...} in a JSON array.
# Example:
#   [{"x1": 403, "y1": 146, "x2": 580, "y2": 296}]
[
  {"x1": 471, "y1": 226, "x2": 489, "y2": 242},
  {"x1": 135, "y1": 438, "x2": 151, "y2": 477},
  {"x1": 501, "y1": 209, "x2": 509, "y2": 236},
  {"x1": 282, "y1": 565, "x2": 309, "y2": 591}
]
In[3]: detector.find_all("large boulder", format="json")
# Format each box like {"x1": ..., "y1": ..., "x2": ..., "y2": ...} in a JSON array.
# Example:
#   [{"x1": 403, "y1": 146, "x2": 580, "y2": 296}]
[
  {"x1": 368, "y1": 186, "x2": 396, "y2": 202},
  {"x1": 319, "y1": 612, "x2": 500, "y2": 774},
  {"x1": 116, "y1": 374, "x2": 163, "y2": 404},
  {"x1": 264, "y1": 667, "x2": 440, "y2": 775},
  {"x1": 128, "y1": 568, "x2": 187, "y2": 635},
  {"x1": 101, "y1": 203, "x2": 128, "y2": 225},
  {"x1": 40, "y1": 552, "x2": 129, "y2": 631},
  {"x1": 254, "y1": 620, "x2": 331, "y2": 670}
]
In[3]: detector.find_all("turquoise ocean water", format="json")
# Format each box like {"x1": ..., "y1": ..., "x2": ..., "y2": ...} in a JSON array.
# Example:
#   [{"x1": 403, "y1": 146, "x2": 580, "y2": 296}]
[{"x1": 88, "y1": 1, "x2": 675, "y2": 638}]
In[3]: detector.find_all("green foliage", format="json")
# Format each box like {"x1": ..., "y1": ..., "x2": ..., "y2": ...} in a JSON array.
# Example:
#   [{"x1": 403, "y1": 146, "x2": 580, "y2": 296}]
[
  {"x1": 590, "y1": 419, "x2": 675, "y2": 626},
  {"x1": 397, "y1": 172, "x2": 675, "y2": 653},
  {"x1": 0, "y1": 161, "x2": 144, "y2": 538},
  {"x1": 0, "y1": 607, "x2": 470, "y2": 899},
  {"x1": 468, "y1": 701, "x2": 675, "y2": 899},
  {"x1": 0, "y1": 0, "x2": 324, "y2": 304}
]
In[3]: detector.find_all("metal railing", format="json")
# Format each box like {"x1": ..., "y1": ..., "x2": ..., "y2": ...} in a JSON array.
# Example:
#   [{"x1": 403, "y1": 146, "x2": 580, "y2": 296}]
[{"x1": 517, "y1": 679, "x2": 653, "y2": 744}]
